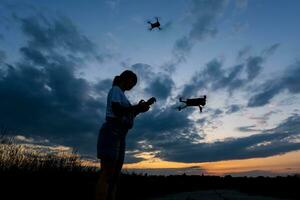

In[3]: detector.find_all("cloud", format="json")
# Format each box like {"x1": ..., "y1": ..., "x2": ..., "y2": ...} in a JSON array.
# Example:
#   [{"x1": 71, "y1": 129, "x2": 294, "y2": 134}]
[
  {"x1": 158, "y1": 114, "x2": 300, "y2": 162},
  {"x1": 181, "y1": 44, "x2": 281, "y2": 97},
  {"x1": 262, "y1": 43, "x2": 280, "y2": 57},
  {"x1": 237, "y1": 125, "x2": 259, "y2": 132},
  {"x1": 126, "y1": 105, "x2": 202, "y2": 159},
  {"x1": 94, "y1": 78, "x2": 112, "y2": 95},
  {"x1": 188, "y1": 0, "x2": 225, "y2": 41},
  {"x1": 14, "y1": 135, "x2": 50, "y2": 144},
  {"x1": 245, "y1": 56, "x2": 263, "y2": 80},
  {"x1": 0, "y1": 50, "x2": 6, "y2": 63},
  {"x1": 130, "y1": 63, "x2": 175, "y2": 100},
  {"x1": 124, "y1": 44, "x2": 289, "y2": 163},
  {"x1": 145, "y1": 74, "x2": 174, "y2": 100},
  {"x1": 173, "y1": 36, "x2": 193, "y2": 62},
  {"x1": 165, "y1": 0, "x2": 228, "y2": 72},
  {"x1": 20, "y1": 47, "x2": 48, "y2": 65},
  {"x1": 181, "y1": 59, "x2": 244, "y2": 97},
  {"x1": 245, "y1": 44, "x2": 280, "y2": 81},
  {"x1": 0, "y1": 13, "x2": 111, "y2": 156},
  {"x1": 14, "y1": 14, "x2": 113, "y2": 63},
  {"x1": 248, "y1": 111, "x2": 280, "y2": 127},
  {"x1": 226, "y1": 104, "x2": 242, "y2": 114},
  {"x1": 237, "y1": 46, "x2": 251, "y2": 60},
  {"x1": 248, "y1": 60, "x2": 300, "y2": 107},
  {"x1": 0, "y1": 58, "x2": 106, "y2": 151}
]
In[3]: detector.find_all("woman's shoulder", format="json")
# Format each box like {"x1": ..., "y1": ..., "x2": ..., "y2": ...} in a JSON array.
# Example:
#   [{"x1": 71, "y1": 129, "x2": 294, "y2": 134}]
[{"x1": 111, "y1": 85, "x2": 123, "y2": 93}]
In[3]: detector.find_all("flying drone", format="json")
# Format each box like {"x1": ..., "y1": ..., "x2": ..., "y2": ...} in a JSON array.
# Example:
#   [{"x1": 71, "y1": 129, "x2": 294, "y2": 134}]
[
  {"x1": 147, "y1": 17, "x2": 161, "y2": 31},
  {"x1": 177, "y1": 96, "x2": 207, "y2": 112}
]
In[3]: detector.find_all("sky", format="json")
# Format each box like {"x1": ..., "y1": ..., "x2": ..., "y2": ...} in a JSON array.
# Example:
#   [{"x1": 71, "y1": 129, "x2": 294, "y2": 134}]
[{"x1": 0, "y1": 0, "x2": 300, "y2": 176}]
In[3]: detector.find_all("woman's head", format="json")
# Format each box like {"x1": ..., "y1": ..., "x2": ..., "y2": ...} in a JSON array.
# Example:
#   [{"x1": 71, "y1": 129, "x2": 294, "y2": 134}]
[{"x1": 113, "y1": 70, "x2": 137, "y2": 91}]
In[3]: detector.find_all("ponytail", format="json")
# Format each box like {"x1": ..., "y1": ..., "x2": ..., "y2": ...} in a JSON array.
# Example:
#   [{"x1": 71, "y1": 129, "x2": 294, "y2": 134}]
[{"x1": 112, "y1": 75, "x2": 121, "y2": 86}]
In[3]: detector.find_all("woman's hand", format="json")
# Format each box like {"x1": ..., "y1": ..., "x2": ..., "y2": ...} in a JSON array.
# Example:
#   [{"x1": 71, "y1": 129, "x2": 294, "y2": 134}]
[{"x1": 137, "y1": 100, "x2": 150, "y2": 113}]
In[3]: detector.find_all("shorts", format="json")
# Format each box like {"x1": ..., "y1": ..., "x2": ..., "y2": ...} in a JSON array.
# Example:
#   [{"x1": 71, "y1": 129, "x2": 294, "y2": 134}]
[{"x1": 97, "y1": 120, "x2": 128, "y2": 162}]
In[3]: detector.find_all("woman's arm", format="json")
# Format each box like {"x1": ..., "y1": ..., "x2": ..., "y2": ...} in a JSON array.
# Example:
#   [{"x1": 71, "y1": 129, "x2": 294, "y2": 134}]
[{"x1": 111, "y1": 101, "x2": 149, "y2": 117}]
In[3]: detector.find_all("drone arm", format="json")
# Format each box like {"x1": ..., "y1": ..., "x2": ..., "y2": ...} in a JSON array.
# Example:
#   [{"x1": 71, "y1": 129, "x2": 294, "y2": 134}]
[
  {"x1": 198, "y1": 105, "x2": 203, "y2": 113},
  {"x1": 179, "y1": 97, "x2": 186, "y2": 103}
]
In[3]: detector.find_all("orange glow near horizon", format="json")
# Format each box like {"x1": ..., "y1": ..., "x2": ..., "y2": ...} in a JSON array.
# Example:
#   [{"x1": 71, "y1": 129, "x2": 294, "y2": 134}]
[{"x1": 122, "y1": 150, "x2": 300, "y2": 175}]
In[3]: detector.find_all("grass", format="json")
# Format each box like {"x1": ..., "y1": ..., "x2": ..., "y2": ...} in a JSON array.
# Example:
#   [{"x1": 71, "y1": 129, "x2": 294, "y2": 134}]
[{"x1": 0, "y1": 135, "x2": 84, "y2": 173}]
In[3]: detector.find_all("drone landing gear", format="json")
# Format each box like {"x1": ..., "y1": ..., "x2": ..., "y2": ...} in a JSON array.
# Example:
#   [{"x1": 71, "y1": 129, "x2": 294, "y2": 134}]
[{"x1": 199, "y1": 105, "x2": 203, "y2": 112}]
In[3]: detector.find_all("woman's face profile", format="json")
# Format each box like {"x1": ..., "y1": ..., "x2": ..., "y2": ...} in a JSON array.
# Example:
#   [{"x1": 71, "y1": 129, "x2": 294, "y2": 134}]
[
  {"x1": 126, "y1": 78, "x2": 136, "y2": 90},
  {"x1": 122, "y1": 77, "x2": 136, "y2": 91}
]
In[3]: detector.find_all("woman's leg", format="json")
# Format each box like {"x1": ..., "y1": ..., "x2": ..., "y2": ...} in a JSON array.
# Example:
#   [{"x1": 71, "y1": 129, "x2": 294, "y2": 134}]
[
  {"x1": 95, "y1": 159, "x2": 116, "y2": 200},
  {"x1": 109, "y1": 159, "x2": 124, "y2": 200},
  {"x1": 109, "y1": 139, "x2": 125, "y2": 200}
]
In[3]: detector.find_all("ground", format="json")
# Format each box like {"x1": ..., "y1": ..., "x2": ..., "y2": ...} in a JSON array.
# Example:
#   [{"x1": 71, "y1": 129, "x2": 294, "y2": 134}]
[{"x1": 149, "y1": 190, "x2": 289, "y2": 200}]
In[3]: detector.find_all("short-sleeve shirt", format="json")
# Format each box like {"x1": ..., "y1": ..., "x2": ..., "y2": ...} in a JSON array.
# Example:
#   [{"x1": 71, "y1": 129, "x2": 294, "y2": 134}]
[{"x1": 106, "y1": 85, "x2": 131, "y2": 118}]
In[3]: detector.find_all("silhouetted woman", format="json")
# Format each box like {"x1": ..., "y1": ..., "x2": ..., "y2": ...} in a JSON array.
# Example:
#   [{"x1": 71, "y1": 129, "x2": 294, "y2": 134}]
[{"x1": 96, "y1": 70, "x2": 150, "y2": 200}]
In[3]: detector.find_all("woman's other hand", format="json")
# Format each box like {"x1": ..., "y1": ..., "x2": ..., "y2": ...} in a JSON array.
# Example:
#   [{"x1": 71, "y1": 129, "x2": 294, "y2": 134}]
[{"x1": 138, "y1": 100, "x2": 150, "y2": 113}]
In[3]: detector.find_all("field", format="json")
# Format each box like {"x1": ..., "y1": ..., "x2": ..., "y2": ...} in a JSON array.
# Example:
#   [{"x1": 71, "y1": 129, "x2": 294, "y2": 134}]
[{"x1": 0, "y1": 136, "x2": 299, "y2": 200}]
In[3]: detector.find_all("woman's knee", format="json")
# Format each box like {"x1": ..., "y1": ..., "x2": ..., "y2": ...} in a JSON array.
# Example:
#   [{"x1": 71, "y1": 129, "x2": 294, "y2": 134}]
[{"x1": 100, "y1": 160, "x2": 117, "y2": 182}]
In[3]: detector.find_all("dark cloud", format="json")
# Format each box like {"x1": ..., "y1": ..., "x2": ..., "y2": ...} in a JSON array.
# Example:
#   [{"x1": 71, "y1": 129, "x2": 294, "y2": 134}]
[
  {"x1": 176, "y1": 0, "x2": 226, "y2": 51},
  {"x1": 262, "y1": 43, "x2": 280, "y2": 57},
  {"x1": 124, "y1": 45, "x2": 287, "y2": 162},
  {"x1": 14, "y1": 13, "x2": 113, "y2": 63},
  {"x1": 94, "y1": 78, "x2": 112, "y2": 96},
  {"x1": 226, "y1": 104, "x2": 242, "y2": 114},
  {"x1": 131, "y1": 63, "x2": 153, "y2": 81},
  {"x1": 189, "y1": 0, "x2": 226, "y2": 41},
  {"x1": 245, "y1": 44, "x2": 280, "y2": 81},
  {"x1": 237, "y1": 46, "x2": 251, "y2": 60},
  {"x1": 237, "y1": 125, "x2": 259, "y2": 132},
  {"x1": 248, "y1": 60, "x2": 300, "y2": 107},
  {"x1": 161, "y1": 59, "x2": 180, "y2": 74},
  {"x1": 0, "y1": 58, "x2": 105, "y2": 152},
  {"x1": 158, "y1": 114, "x2": 300, "y2": 162},
  {"x1": 145, "y1": 74, "x2": 174, "y2": 100},
  {"x1": 181, "y1": 44, "x2": 281, "y2": 98},
  {"x1": 0, "y1": 13, "x2": 111, "y2": 156},
  {"x1": 166, "y1": 0, "x2": 227, "y2": 72},
  {"x1": 181, "y1": 59, "x2": 244, "y2": 97},
  {"x1": 0, "y1": 50, "x2": 6, "y2": 63},
  {"x1": 126, "y1": 105, "x2": 202, "y2": 158},
  {"x1": 248, "y1": 110, "x2": 280, "y2": 126},
  {"x1": 19, "y1": 15, "x2": 94, "y2": 54},
  {"x1": 20, "y1": 47, "x2": 48, "y2": 65},
  {"x1": 173, "y1": 36, "x2": 193, "y2": 62},
  {"x1": 245, "y1": 56, "x2": 263, "y2": 81},
  {"x1": 123, "y1": 151, "x2": 145, "y2": 164},
  {"x1": 131, "y1": 63, "x2": 175, "y2": 100}
]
